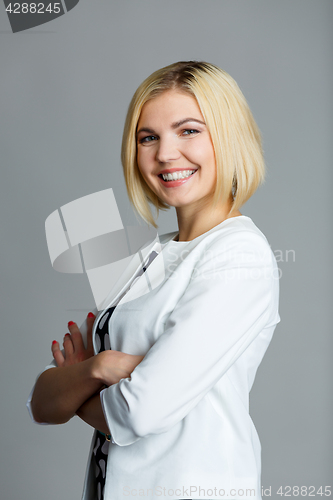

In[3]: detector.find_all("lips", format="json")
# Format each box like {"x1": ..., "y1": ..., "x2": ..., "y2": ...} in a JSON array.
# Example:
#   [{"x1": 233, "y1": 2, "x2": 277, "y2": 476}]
[
  {"x1": 158, "y1": 169, "x2": 198, "y2": 188},
  {"x1": 157, "y1": 168, "x2": 198, "y2": 176},
  {"x1": 158, "y1": 171, "x2": 196, "y2": 182}
]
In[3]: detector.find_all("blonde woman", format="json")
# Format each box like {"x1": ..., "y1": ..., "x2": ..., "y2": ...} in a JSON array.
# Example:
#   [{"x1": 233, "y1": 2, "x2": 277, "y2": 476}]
[{"x1": 28, "y1": 61, "x2": 280, "y2": 500}]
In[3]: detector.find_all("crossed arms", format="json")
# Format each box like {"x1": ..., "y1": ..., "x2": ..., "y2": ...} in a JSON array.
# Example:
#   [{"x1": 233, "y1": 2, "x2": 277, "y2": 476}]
[{"x1": 30, "y1": 312, "x2": 144, "y2": 436}]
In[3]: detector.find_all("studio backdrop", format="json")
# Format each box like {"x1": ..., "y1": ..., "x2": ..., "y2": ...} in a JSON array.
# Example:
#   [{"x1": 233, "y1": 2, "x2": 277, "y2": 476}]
[{"x1": 0, "y1": 1, "x2": 332, "y2": 499}]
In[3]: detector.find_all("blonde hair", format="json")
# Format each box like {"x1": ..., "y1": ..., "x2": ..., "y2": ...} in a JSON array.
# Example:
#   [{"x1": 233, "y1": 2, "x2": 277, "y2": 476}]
[{"x1": 121, "y1": 61, "x2": 265, "y2": 228}]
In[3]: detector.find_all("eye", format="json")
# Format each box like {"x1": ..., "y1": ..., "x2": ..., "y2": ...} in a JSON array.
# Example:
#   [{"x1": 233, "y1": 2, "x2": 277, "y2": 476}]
[
  {"x1": 182, "y1": 129, "x2": 200, "y2": 136},
  {"x1": 138, "y1": 135, "x2": 158, "y2": 144}
]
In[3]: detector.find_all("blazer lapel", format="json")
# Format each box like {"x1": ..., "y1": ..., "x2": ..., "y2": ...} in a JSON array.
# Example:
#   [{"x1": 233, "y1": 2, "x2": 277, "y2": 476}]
[{"x1": 97, "y1": 235, "x2": 160, "y2": 312}]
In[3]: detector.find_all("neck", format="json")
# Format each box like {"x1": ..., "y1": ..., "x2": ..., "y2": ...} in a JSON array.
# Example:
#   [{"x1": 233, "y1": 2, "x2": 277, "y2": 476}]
[{"x1": 175, "y1": 197, "x2": 241, "y2": 242}]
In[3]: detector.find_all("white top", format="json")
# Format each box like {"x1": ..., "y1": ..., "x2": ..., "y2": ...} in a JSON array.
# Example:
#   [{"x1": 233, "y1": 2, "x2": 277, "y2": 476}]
[{"x1": 27, "y1": 216, "x2": 281, "y2": 500}]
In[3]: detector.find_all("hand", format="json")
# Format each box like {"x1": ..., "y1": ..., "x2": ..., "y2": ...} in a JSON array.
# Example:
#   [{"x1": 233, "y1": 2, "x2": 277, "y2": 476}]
[
  {"x1": 51, "y1": 312, "x2": 96, "y2": 368},
  {"x1": 93, "y1": 350, "x2": 145, "y2": 386}
]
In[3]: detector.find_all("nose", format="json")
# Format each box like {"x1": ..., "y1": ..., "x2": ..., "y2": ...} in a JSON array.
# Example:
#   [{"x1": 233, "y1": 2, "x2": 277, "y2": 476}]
[{"x1": 155, "y1": 135, "x2": 181, "y2": 164}]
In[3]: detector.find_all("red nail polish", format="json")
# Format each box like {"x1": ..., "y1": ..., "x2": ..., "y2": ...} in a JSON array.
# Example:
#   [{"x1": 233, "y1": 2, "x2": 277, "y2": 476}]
[
  {"x1": 52, "y1": 340, "x2": 57, "y2": 345},
  {"x1": 68, "y1": 321, "x2": 75, "y2": 326},
  {"x1": 65, "y1": 333, "x2": 70, "y2": 337},
  {"x1": 87, "y1": 312, "x2": 95, "y2": 318}
]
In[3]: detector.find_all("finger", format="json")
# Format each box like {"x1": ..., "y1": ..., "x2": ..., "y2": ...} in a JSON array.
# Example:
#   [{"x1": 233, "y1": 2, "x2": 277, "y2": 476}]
[
  {"x1": 68, "y1": 321, "x2": 85, "y2": 353},
  {"x1": 63, "y1": 333, "x2": 74, "y2": 356},
  {"x1": 51, "y1": 340, "x2": 65, "y2": 367},
  {"x1": 86, "y1": 312, "x2": 96, "y2": 351}
]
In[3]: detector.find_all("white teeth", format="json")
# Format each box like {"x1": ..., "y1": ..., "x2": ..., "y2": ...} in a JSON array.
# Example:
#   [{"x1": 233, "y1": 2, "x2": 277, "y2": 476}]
[{"x1": 161, "y1": 170, "x2": 196, "y2": 181}]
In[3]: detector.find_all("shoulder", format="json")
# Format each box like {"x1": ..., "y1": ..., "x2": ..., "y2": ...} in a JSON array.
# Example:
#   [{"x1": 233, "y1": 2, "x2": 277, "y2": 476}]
[
  {"x1": 200, "y1": 216, "x2": 274, "y2": 265},
  {"x1": 187, "y1": 219, "x2": 280, "y2": 305},
  {"x1": 158, "y1": 216, "x2": 276, "y2": 270}
]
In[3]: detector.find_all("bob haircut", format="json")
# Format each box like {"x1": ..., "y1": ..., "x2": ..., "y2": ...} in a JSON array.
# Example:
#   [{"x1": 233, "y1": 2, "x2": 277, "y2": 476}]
[{"x1": 121, "y1": 61, "x2": 265, "y2": 228}]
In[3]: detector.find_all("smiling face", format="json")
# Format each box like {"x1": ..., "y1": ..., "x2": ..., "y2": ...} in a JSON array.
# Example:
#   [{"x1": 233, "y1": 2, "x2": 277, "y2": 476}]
[{"x1": 136, "y1": 90, "x2": 217, "y2": 212}]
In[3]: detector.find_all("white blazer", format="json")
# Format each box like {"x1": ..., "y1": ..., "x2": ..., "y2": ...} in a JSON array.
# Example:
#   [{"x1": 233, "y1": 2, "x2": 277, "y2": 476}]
[{"x1": 28, "y1": 215, "x2": 281, "y2": 500}]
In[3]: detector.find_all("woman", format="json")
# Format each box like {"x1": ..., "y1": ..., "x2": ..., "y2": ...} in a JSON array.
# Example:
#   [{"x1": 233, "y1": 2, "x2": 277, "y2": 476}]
[{"x1": 27, "y1": 61, "x2": 280, "y2": 500}]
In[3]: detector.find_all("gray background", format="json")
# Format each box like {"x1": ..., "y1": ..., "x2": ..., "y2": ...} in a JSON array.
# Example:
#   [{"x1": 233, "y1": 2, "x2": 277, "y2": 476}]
[{"x1": 1, "y1": 1, "x2": 332, "y2": 499}]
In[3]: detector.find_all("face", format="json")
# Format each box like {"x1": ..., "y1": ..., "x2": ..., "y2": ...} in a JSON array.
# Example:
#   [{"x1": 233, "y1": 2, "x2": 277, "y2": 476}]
[{"x1": 136, "y1": 90, "x2": 217, "y2": 211}]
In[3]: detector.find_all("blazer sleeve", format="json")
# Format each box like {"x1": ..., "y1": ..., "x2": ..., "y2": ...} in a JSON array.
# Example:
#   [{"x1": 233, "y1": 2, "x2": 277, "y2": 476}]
[
  {"x1": 100, "y1": 230, "x2": 280, "y2": 446},
  {"x1": 26, "y1": 306, "x2": 99, "y2": 424}
]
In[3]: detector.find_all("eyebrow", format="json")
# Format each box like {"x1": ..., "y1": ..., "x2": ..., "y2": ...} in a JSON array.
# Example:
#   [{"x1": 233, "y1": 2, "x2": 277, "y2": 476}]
[
  {"x1": 137, "y1": 118, "x2": 206, "y2": 136},
  {"x1": 171, "y1": 118, "x2": 206, "y2": 128}
]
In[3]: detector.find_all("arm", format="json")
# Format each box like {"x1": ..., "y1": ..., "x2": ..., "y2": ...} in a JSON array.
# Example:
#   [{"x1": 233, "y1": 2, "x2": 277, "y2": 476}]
[
  {"x1": 31, "y1": 358, "x2": 103, "y2": 424},
  {"x1": 76, "y1": 394, "x2": 109, "y2": 435},
  {"x1": 30, "y1": 313, "x2": 144, "y2": 425},
  {"x1": 75, "y1": 352, "x2": 145, "y2": 433},
  {"x1": 30, "y1": 313, "x2": 102, "y2": 424}
]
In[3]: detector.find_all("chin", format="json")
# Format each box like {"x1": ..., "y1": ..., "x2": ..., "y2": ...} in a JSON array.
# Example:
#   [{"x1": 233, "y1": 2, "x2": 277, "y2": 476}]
[{"x1": 164, "y1": 199, "x2": 193, "y2": 209}]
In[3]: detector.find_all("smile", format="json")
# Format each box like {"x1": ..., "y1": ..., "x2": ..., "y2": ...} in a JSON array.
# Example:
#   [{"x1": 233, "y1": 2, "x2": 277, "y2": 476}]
[
  {"x1": 157, "y1": 169, "x2": 198, "y2": 188},
  {"x1": 159, "y1": 169, "x2": 197, "y2": 182}
]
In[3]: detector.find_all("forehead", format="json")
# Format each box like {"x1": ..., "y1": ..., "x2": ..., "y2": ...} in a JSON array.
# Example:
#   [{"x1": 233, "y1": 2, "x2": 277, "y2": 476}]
[{"x1": 138, "y1": 90, "x2": 203, "y2": 126}]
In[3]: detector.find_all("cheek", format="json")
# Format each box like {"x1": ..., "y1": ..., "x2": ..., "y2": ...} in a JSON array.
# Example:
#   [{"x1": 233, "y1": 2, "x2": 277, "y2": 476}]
[
  {"x1": 137, "y1": 154, "x2": 155, "y2": 190},
  {"x1": 137, "y1": 149, "x2": 152, "y2": 176},
  {"x1": 188, "y1": 147, "x2": 216, "y2": 170},
  {"x1": 136, "y1": 152, "x2": 146, "y2": 179},
  {"x1": 184, "y1": 136, "x2": 215, "y2": 165}
]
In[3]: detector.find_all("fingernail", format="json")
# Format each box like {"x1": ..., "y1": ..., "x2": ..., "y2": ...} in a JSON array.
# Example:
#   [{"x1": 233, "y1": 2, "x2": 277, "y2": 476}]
[
  {"x1": 68, "y1": 321, "x2": 75, "y2": 327},
  {"x1": 52, "y1": 340, "x2": 57, "y2": 345},
  {"x1": 65, "y1": 333, "x2": 70, "y2": 337},
  {"x1": 87, "y1": 312, "x2": 95, "y2": 318}
]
